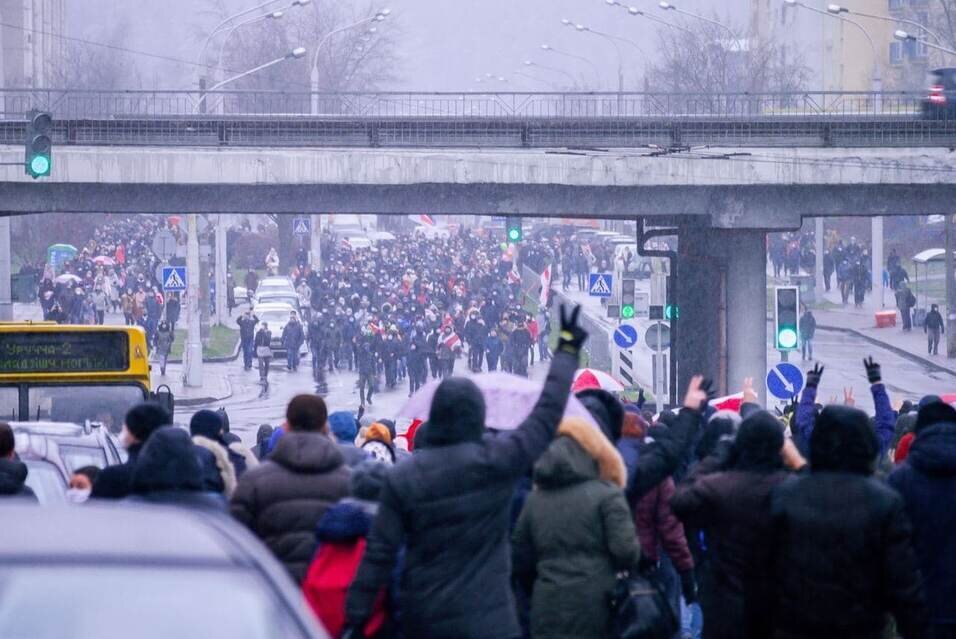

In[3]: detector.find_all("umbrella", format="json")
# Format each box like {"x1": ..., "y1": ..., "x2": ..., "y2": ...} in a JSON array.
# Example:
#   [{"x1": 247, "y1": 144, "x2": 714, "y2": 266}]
[
  {"x1": 711, "y1": 393, "x2": 744, "y2": 413},
  {"x1": 571, "y1": 368, "x2": 626, "y2": 393},
  {"x1": 93, "y1": 255, "x2": 115, "y2": 266},
  {"x1": 54, "y1": 273, "x2": 81, "y2": 284},
  {"x1": 399, "y1": 372, "x2": 600, "y2": 431}
]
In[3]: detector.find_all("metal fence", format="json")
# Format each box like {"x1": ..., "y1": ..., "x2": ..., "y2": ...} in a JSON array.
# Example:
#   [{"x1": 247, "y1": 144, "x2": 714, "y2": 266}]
[
  {"x1": 0, "y1": 89, "x2": 952, "y2": 148},
  {"x1": 0, "y1": 89, "x2": 932, "y2": 119}
]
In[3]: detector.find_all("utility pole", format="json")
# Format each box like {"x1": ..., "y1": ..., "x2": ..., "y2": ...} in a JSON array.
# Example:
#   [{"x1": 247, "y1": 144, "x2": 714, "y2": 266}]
[
  {"x1": 814, "y1": 218, "x2": 824, "y2": 301},
  {"x1": 0, "y1": 217, "x2": 11, "y2": 321},
  {"x1": 185, "y1": 214, "x2": 204, "y2": 387},
  {"x1": 215, "y1": 214, "x2": 228, "y2": 326},
  {"x1": 871, "y1": 217, "x2": 884, "y2": 308},
  {"x1": 947, "y1": 214, "x2": 955, "y2": 358},
  {"x1": 310, "y1": 213, "x2": 322, "y2": 271}
]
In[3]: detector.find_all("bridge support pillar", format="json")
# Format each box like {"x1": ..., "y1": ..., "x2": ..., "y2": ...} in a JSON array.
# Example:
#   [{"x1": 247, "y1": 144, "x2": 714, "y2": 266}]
[
  {"x1": 0, "y1": 217, "x2": 10, "y2": 321},
  {"x1": 676, "y1": 225, "x2": 767, "y2": 405}
]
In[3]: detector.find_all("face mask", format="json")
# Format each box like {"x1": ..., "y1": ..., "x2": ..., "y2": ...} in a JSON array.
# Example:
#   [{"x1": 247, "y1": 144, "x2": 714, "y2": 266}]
[{"x1": 66, "y1": 488, "x2": 91, "y2": 504}]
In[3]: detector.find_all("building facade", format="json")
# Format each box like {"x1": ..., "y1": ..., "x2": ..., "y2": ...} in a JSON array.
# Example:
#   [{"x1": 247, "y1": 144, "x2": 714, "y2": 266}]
[{"x1": 0, "y1": 0, "x2": 65, "y2": 88}]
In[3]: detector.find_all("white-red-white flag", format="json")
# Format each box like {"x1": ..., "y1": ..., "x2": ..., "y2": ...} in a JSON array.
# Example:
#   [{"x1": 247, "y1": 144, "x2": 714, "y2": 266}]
[{"x1": 539, "y1": 265, "x2": 551, "y2": 307}]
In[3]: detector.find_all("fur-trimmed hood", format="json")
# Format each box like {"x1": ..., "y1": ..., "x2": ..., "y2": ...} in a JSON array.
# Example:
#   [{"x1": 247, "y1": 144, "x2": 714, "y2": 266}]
[
  {"x1": 533, "y1": 417, "x2": 627, "y2": 489},
  {"x1": 193, "y1": 435, "x2": 237, "y2": 497}
]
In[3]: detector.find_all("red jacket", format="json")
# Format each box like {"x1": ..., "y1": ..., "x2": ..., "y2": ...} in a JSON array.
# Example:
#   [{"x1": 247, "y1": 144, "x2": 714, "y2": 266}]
[
  {"x1": 632, "y1": 477, "x2": 694, "y2": 572},
  {"x1": 303, "y1": 537, "x2": 386, "y2": 637}
]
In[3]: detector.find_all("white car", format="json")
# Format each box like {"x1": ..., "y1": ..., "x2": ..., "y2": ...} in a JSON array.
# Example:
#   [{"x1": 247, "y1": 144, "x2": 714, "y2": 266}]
[
  {"x1": 342, "y1": 235, "x2": 373, "y2": 250},
  {"x1": 252, "y1": 301, "x2": 307, "y2": 355},
  {"x1": 253, "y1": 277, "x2": 295, "y2": 303}
]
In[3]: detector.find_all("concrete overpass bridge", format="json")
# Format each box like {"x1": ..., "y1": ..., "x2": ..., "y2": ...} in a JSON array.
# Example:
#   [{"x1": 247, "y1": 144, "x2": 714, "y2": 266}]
[{"x1": 2, "y1": 89, "x2": 955, "y2": 404}]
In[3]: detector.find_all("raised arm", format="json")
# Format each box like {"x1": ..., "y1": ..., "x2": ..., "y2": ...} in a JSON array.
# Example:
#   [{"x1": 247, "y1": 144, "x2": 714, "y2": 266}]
[{"x1": 865, "y1": 357, "x2": 895, "y2": 456}]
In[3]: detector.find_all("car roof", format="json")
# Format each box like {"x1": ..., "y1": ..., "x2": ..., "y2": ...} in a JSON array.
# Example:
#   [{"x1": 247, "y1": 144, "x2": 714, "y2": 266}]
[
  {"x1": 11, "y1": 421, "x2": 86, "y2": 437},
  {"x1": 257, "y1": 277, "x2": 293, "y2": 287},
  {"x1": 0, "y1": 503, "x2": 250, "y2": 563},
  {"x1": 254, "y1": 302, "x2": 296, "y2": 312}
]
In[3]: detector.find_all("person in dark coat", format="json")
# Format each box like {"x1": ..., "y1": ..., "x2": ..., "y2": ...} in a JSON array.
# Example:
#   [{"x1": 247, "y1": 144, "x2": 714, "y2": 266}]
[
  {"x1": 344, "y1": 305, "x2": 588, "y2": 639},
  {"x1": 484, "y1": 329, "x2": 504, "y2": 372},
  {"x1": 189, "y1": 409, "x2": 257, "y2": 496},
  {"x1": 237, "y1": 309, "x2": 259, "y2": 371},
  {"x1": 889, "y1": 399, "x2": 956, "y2": 637},
  {"x1": 281, "y1": 311, "x2": 305, "y2": 371},
  {"x1": 925, "y1": 303, "x2": 945, "y2": 356},
  {"x1": 0, "y1": 422, "x2": 37, "y2": 501},
  {"x1": 230, "y1": 394, "x2": 350, "y2": 582},
  {"x1": 127, "y1": 427, "x2": 227, "y2": 512},
  {"x1": 91, "y1": 402, "x2": 170, "y2": 499},
  {"x1": 512, "y1": 417, "x2": 639, "y2": 639},
  {"x1": 769, "y1": 405, "x2": 928, "y2": 639},
  {"x1": 671, "y1": 411, "x2": 800, "y2": 639}
]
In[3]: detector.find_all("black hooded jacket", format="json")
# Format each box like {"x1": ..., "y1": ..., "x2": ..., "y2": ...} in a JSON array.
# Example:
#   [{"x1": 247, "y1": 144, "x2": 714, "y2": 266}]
[
  {"x1": 346, "y1": 350, "x2": 578, "y2": 639},
  {"x1": 769, "y1": 406, "x2": 927, "y2": 639},
  {"x1": 0, "y1": 458, "x2": 37, "y2": 501},
  {"x1": 128, "y1": 427, "x2": 226, "y2": 512},
  {"x1": 889, "y1": 421, "x2": 956, "y2": 626}
]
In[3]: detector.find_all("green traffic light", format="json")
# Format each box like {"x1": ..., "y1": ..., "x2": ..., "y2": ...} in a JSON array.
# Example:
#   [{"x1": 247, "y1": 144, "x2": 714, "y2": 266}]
[
  {"x1": 777, "y1": 328, "x2": 798, "y2": 350},
  {"x1": 664, "y1": 304, "x2": 679, "y2": 320},
  {"x1": 621, "y1": 304, "x2": 635, "y2": 319},
  {"x1": 29, "y1": 154, "x2": 50, "y2": 177},
  {"x1": 508, "y1": 228, "x2": 521, "y2": 242}
]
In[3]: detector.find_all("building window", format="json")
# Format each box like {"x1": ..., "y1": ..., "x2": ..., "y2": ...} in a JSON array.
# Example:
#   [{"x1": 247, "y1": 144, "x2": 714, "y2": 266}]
[
  {"x1": 888, "y1": 0, "x2": 905, "y2": 11},
  {"x1": 890, "y1": 41, "x2": 904, "y2": 65}
]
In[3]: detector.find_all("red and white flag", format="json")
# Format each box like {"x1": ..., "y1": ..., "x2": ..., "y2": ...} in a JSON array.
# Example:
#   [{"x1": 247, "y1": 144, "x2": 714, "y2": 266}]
[
  {"x1": 539, "y1": 265, "x2": 551, "y2": 307},
  {"x1": 407, "y1": 214, "x2": 435, "y2": 227},
  {"x1": 443, "y1": 333, "x2": 461, "y2": 351}
]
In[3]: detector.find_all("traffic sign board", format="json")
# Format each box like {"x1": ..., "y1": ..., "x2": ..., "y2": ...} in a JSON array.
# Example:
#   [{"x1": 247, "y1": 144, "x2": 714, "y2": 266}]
[
  {"x1": 151, "y1": 229, "x2": 177, "y2": 261},
  {"x1": 645, "y1": 323, "x2": 671, "y2": 350},
  {"x1": 613, "y1": 325, "x2": 639, "y2": 349},
  {"x1": 649, "y1": 305, "x2": 664, "y2": 320},
  {"x1": 161, "y1": 266, "x2": 187, "y2": 292},
  {"x1": 588, "y1": 273, "x2": 613, "y2": 297},
  {"x1": 293, "y1": 216, "x2": 311, "y2": 235},
  {"x1": 766, "y1": 362, "x2": 804, "y2": 400}
]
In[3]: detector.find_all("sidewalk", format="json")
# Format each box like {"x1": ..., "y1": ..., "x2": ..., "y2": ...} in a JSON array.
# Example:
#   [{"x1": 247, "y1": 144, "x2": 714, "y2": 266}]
[
  {"x1": 151, "y1": 362, "x2": 234, "y2": 408},
  {"x1": 813, "y1": 287, "x2": 956, "y2": 377}
]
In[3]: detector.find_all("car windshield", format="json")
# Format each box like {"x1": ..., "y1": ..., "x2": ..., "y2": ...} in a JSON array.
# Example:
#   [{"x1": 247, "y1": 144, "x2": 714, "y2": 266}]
[
  {"x1": 22, "y1": 461, "x2": 65, "y2": 505},
  {"x1": 0, "y1": 386, "x2": 16, "y2": 421},
  {"x1": 26, "y1": 385, "x2": 143, "y2": 434},
  {"x1": 57, "y1": 445, "x2": 108, "y2": 473},
  {"x1": 0, "y1": 566, "x2": 308, "y2": 639},
  {"x1": 258, "y1": 311, "x2": 291, "y2": 327}
]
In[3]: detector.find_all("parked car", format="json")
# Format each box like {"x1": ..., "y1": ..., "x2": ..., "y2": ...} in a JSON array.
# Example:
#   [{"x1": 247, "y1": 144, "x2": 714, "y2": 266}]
[
  {"x1": 252, "y1": 301, "x2": 307, "y2": 355},
  {"x1": 12, "y1": 434, "x2": 70, "y2": 504},
  {"x1": 0, "y1": 503, "x2": 330, "y2": 639},
  {"x1": 12, "y1": 421, "x2": 123, "y2": 472},
  {"x1": 922, "y1": 68, "x2": 956, "y2": 119}
]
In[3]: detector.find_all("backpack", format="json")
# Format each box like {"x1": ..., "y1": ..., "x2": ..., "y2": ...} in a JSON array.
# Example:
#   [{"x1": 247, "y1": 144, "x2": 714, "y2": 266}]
[
  {"x1": 610, "y1": 572, "x2": 679, "y2": 639},
  {"x1": 302, "y1": 539, "x2": 386, "y2": 638}
]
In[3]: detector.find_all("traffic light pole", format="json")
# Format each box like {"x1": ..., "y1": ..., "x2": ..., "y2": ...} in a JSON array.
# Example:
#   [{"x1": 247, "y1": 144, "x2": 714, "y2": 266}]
[
  {"x1": 0, "y1": 217, "x2": 11, "y2": 321},
  {"x1": 184, "y1": 214, "x2": 204, "y2": 387}
]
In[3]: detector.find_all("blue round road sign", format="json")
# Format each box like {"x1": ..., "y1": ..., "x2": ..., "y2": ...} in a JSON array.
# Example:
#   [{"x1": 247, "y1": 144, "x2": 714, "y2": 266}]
[
  {"x1": 614, "y1": 325, "x2": 639, "y2": 349},
  {"x1": 766, "y1": 362, "x2": 805, "y2": 400}
]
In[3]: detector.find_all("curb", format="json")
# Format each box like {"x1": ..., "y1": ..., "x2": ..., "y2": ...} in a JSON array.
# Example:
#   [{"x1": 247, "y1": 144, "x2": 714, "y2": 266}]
[
  {"x1": 167, "y1": 338, "x2": 241, "y2": 365},
  {"x1": 817, "y1": 324, "x2": 956, "y2": 377},
  {"x1": 173, "y1": 377, "x2": 234, "y2": 408}
]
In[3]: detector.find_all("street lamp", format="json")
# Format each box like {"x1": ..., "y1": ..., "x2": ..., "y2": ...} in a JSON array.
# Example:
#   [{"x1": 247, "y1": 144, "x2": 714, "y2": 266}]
[
  {"x1": 605, "y1": 0, "x2": 697, "y2": 37},
  {"x1": 658, "y1": 1, "x2": 737, "y2": 39},
  {"x1": 215, "y1": 8, "x2": 292, "y2": 76},
  {"x1": 310, "y1": 8, "x2": 390, "y2": 113},
  {"x1": 540, "y1": 43, "x2": 601, "y2": 83},
  {"x1": 828, "y1": 4, "x2": 942, "y2": 44},
  {"x1": 197, "y1": 0, "x2": 309, "y2": 69},
  {"x1": 895, "y1": 30, "x2": 956, "y2": 57},
  {"x1": 196, "y1": 47, "x2": 306, "y2": 108},
  {"x1": 523, "y1": 59, "x2": 576, "y2": 87},
  {"x1": 512, "y1": 69, "x2": 556, "y2": 89},
  {"x1": 562, "y1": 19, "x2": 644, "y2": 92}
]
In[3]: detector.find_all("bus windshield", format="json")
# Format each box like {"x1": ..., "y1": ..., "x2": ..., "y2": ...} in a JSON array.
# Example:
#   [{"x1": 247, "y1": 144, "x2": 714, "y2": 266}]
[{"x1": 14, "y1": 384, "x2": 145, "y2": 434}]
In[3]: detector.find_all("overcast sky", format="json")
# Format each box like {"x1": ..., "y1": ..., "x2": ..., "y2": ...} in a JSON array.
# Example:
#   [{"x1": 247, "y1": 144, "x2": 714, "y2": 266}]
[{"x1": 68, "y1": 0, "x2": 748, "y2": 91}]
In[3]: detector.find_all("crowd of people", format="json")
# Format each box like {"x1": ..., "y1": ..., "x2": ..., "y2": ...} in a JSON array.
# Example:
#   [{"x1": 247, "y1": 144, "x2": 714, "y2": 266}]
[{"x1": 5, "y1": 302, "x2": 956, "y2": 639}]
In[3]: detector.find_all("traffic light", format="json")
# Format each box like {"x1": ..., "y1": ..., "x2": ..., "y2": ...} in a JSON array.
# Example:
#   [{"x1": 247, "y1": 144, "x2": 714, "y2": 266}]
[
  {"x1": 506, "y1": 217, "x2": 523, "y2": 243},
  {"x1": 775, "y1": 286, "x2": 800, "y2": 351},
  {"x1": 24, "y1": 109, "x2": 52, "y2": 178},
  {"x1": 621, "y1": 278, "x2": 636, "y2": 319},
  {"x1": 664, "y1": 275, "x2": 678, "y2": 320}
]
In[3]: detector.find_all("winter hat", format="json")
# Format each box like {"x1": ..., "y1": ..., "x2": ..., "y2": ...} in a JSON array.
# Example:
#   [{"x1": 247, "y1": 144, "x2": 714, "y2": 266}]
[
  {"x1": 190, "y1": 409, "x2": 224, "y2": 441},
  {"x1": 733, "y1": 411, "x2": 784, "y2": 472},
  {"x1": 428, "y1": 378, "x2": 486, "y2": 445},
  {"x1": 365, "y1": 423, "x2": 393, "y2": 446},
  {"x1": 695, "y1": 412, "x2": 739, "y2": 461},
  {"x1": 377, "y1": 419, "x2": 398, "y2": 442},
  {"x1": 576, "y1": 389, "x2": 624, "y2": 442},
  {"x1": 916, "y1": 399, "x2": 956, "y2": 432},
  {"x1": 328, "y1": 411, "x2": 359, "y2": 444},
  {"x1": 810, "y1": 405, "x2": 878, "y2": 475},
  {"x1": 621, "y1": 411, "x2": 648, "y2": 440},
  {"x1": 919, "y1": 394, "x2": 943, "y2": 410},
  {"x1": 130, "y1": 427, "x2": 203, "y2": 493},
  {"x1": 123, "y1": 402, "x2": 171, "y2": 443}
]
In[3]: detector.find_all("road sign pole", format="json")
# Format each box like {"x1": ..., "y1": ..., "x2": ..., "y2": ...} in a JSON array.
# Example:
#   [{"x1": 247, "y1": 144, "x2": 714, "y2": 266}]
[
  {"x1": 0, "y1": 218, "x2": 11, "y2": 321},
  {"x1": 655, "y1": 319, "x2": 664, "y2": 403},
  {"x1": 184, "y1": 214, "x2": 204, "y2": 388},
  {"x1": 214, "y1": 214, "x2": 228, "y2": 326}
]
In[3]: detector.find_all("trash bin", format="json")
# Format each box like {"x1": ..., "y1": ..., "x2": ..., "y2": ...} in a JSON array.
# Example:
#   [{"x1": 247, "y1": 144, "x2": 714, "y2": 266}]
[{"x1": 789, "y1": 274, "x2": 815, "y2": 306}]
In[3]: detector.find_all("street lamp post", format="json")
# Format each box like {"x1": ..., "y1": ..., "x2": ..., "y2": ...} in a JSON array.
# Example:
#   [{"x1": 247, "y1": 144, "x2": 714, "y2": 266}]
[
  {"x1": 605, "y1": 1, "x2": 697, "y2": 37},
  {"x1": 540, "y1": 44, "x2": 601, "y2": 86},
  {"x1": 194, "y1": 47, "x2": 307, "y2": 112},
  {"x1": 829, "y1": 5, "x2": 942, "y2": 44},
  {"x1": 895, "y1": 30, "x2": 956, "y2": 57},
  {"x1": 523, "y1": 59, "x2": 576, "y2": 87},
  {"x1": 512, "y1": 70, "x2": 556, "y2": 89},
  {"x1": 563, "y1": 19, "x2": 647, "y2": 92},
  {"x1": 310, "y1": 9, "x2": 390, "y2": 114}
]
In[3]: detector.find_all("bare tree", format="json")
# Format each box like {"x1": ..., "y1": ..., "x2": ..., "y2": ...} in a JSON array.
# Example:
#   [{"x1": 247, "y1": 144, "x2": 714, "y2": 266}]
[
  {"x1": 50, "y1": 19, "x2": 140, "y2": 90},
  {"x1": 645, "y1": 19, "x2": 808, "y2": 111}
]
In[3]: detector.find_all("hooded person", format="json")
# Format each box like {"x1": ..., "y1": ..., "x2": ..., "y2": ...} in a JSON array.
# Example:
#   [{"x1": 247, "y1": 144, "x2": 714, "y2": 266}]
[
  {"x1": 304, "y1": 461, "x2": 390, "y2": 638},
  {"x1": 189, "y1": 410, "x2": 237, "y2": 497},
  {"x1": 329, "y1": 410, "x2": 368, "y2": 467},
  {"x1": 671, "y1": 410, "x2": 796, "y2": 639},
  {"x1": 190, "y1": 409, "x2": 257, "y2": 483},
  {"x1": 512, "y1": 417, "x2": 639, "y2": 639},
  {"x1": 253, "y1": 424, "x2": 274, "y2": 460},
  {"x1": 769, "y1": 405, "x2": 928, "y2": 639},
  {"x1": 127, "y1": 427, "x2": 227, "y2": 512},
  {"x1": 344, "y1": 305, "x2": 588, "y2": 639},
  {"x1": 361, "y1": 423, "x2": 396, "y2": 465},
  {"x1": 231, "y1": 394, "x2": 351, "y2": 582},
  {"x1": 889, "y1": 399, "x2": 956, "y2": 635},
  {"x1": 0, "y1": 422, "x2": 37, "y2": 501},
  {"x1": 91, "y1": 402, "x2": 170, "y2": 499}
]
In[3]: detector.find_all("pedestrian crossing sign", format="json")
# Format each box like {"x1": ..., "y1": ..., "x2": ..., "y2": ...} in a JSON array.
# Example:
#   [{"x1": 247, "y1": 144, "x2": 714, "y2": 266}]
[
  {"x1": 162, "y1": 266, "x2": 187, "y2": 292},
  {"x1": 292, "y1": 216, "x2": 311, "y2": 235},
  {"x1": 588, "y1": 273, "x2": 613, "y2": 298}
]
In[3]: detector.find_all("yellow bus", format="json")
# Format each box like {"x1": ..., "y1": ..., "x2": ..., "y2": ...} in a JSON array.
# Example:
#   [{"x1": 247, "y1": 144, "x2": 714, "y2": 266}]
[{"x1": 0, "y1": 323, "x2": 173, "y2": 432}]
